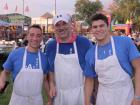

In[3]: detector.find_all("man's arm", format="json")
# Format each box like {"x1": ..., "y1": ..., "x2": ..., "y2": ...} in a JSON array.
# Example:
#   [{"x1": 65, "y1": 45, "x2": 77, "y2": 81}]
[
  {"x1": 84, "y1": 77, "x2": 94, "y2": 105},
  {"x1": 92, "y1": 78, "x2": 98, "y2": 105},
  {"x1": 49, "y1": 72, "x2": 56, "y2": 98},
  {"x1": 132, "y1": 57, "x2": 140, "y2": 105},
  {"x1": 135, "y1": 41, "x2": 140, "y2": 46},
  {"x1": 0, "y1": 70, "x2": 10, "y2": 91},
  {"x1": 44, "y1": 74, "x2": 52, "y2": 105}
]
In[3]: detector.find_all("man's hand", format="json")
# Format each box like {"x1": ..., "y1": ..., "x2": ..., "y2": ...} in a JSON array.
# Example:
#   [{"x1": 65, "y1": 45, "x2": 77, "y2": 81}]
[
  {"x1": 49, "y1": 83, "x2": 56, "y2": 98},
  {"x1": 131, "y1": 98, "x2": 140, "y2": 105},
  {"x1": 46, "y1": 98, "x2": 52, "y2": 105},
  {"x1": 0, "y1": 78, "x2": 5, "y2": 92},
  {"x1": 0, "y1": 70, "x2": 10, "y2": 93}
]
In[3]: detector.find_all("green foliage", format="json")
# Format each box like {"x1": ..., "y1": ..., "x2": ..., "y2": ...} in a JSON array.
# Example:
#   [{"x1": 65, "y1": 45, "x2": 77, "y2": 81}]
[
  {"x1": 0, "y1": 75, "x2": 13, "y2": 105},
  {"x1": 110, "y1": 0, "x2": 140, "y2": 24},
  {"x1": 75, "y1": 0, "x2": 103, "y2": 25},
  {"x1": 134, "y1": 16, "x2": 140, "y2": 31}
]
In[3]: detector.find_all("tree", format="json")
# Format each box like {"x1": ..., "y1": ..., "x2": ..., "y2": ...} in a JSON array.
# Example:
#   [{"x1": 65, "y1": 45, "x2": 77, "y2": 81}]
[
  {"x1": 75, "y1": 0, "x2": 103, "y2": 25},
  {"x1": 109, "y1": 0, "x2": 140, "y2": 24}
]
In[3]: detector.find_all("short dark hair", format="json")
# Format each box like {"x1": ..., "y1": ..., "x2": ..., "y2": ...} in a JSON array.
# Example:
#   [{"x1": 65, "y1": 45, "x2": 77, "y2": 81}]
[
  {"x1": 28, "y1": 24, "x2": 42, "y2": 33},
  {"x1": 90, "y1": 13, "x2": 108, "y2": 26}
]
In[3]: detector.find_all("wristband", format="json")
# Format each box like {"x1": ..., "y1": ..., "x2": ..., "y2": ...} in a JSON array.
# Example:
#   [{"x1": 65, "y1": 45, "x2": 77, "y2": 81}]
[{"x1": 134, "y1": 95, "x2": 140, "y2": 100}]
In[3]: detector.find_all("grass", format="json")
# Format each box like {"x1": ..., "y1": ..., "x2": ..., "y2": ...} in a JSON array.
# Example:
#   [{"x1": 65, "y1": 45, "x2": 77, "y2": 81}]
[
  {"x1": 0, "y1": 73, "x2": 48, "y2": 105},
  {"x1": 0, "y1": 54, "x2": 48, "y2": 105},
  {"x1": 0, "y1": 75, "x2": 13, "y2": 105}
]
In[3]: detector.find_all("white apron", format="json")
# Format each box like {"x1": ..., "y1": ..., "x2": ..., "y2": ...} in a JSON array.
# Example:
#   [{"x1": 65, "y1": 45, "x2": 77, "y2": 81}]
[
  {"x1": 95, "y1": 37, "x2": 134, "y2": 105},
  {"x1": 9, "y1": 48, "x2": 44, "y2": 105},
  {"x1": 53, "y1": 42, "x2": 84, "y2": 105}
]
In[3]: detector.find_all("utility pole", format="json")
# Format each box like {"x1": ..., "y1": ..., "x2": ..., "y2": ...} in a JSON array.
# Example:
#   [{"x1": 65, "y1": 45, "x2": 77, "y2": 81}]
[
  {"x1": 54, "y1": 0, "x2": 56, "y2": 15},
  {"x1": 23, "y1": 0, "x2": 24, "y2": 16},
  {"x1": 21, "y1": 0, "x2": 25, "y2": 37},
  {"x1": 22, "y1": 0, "x2": 25, "y2": 35}
]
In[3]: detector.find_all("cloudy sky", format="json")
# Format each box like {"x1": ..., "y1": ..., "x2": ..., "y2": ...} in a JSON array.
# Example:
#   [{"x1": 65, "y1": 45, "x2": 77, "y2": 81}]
[{"x1": 0, "y1": 0, "x2": 113, "y2": 17}]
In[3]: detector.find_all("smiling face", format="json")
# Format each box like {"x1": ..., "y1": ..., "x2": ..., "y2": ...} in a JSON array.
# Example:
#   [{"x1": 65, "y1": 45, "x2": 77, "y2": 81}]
[
  {"x1": 27, "y1": 27, "x2": 42, "y2": 52},
  {"x1": 91, "y1": 19, "x2": 110, "y2": 45},
  {"x1": 54, "y1": 20, "x2": 72, "y2": 42}
]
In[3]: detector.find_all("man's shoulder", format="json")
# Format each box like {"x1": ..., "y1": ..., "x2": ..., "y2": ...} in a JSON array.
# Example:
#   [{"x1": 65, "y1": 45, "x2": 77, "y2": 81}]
[
  {"x1": 10, "y1": 47, "x2": 25, "y2": 55},
  {"x1": 45, "y1": 39, "x2": 56, "y2": 53},
  {"x1": 6, "y1": 47, "x2": 25, "y2": 61},
  {"x1": 113, "y1": 36, "x2": 132, "y2": 42},
  {"x1": 76, "y1": 35, "x2": 91, "y2": 45},
  {"x1": 77, "y1": 35, "x2": 89, "y2": 41},
  {"x1": 113, "y1": 36, "x2": 133, "y2": 49},
  {"x1": 46, "y1": 39, "x2": 56, "y2": 47}
]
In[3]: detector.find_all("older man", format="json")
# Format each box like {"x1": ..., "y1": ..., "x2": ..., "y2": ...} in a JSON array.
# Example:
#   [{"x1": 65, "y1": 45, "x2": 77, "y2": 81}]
[{"x1": 45, "y1": 13, "x2": 92, "y2": 105}]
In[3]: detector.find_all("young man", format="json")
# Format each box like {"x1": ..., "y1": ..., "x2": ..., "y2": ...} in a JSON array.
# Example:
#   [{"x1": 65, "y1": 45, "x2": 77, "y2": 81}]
[
  {"x1": 0, "y1": 25, "x2": 49, "y2": 105},
  {"x1": 45, "y1": 13, "x2": 92, "y2": 105},
  {"x1": 84, "y1": 13, "x2": 140, "y2": 105}
]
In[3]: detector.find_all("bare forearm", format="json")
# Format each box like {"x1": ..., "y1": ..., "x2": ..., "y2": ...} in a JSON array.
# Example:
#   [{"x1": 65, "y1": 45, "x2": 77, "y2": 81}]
[
  {"x1": 134, "y1": 68, "x2": 140, "y2": 96},
  {"x1": 49, "y1": 72, "x2": 55, "y2": 87},
  {"x1": 49, "y1": 72, "x2": 56, "y2": 97},
  {"x1": 132, "y1": 58, "x2": 140, "y2": 97},
  {"x1": 131, "y1": 58, "x2": 140, "y2": 104},
  {"x1": 0, "y1": 70, "x2": 9, "y2": 90},
  {"x1": 44, "y1": 75, "x2": 50, "y2": 97},
  {"x1": 135, "y1": 41, "x2": 140, "y2": 46},
  {"x1": 0, "y1": 70, "x2": 9, "y2": 82},
  {"x1": 44, "y1": 74, "x2": 52, "y2": 104},
  {"x1": 84, "y1": 77, "x2": 94, "y2": 105}
]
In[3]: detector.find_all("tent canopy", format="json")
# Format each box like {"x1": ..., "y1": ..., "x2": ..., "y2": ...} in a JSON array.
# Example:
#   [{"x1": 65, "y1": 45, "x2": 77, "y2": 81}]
[
  {"x1": 41, "y1": 12, "x2": 53, "y2": 19},
  {"x1": 0, "y1": 20, "x2": 9, "y2": 26}
]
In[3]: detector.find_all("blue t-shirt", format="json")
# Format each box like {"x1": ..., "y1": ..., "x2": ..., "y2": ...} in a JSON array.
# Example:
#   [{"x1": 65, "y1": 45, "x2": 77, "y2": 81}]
[
  {"x1": 45, "y1": 35, "x2": 92, "y2": 72},
  {"x1": 84, "y1": 36, "x2": 140, "y2": 78},
  {"x1": 3, "y1": 47, "x2": 49, "y2": 81}
]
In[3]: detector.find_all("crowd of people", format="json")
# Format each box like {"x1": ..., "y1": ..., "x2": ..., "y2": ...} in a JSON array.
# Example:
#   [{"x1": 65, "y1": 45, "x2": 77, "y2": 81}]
[{"x1": 0, "y1": 13, "x2": 140, "y2": 105}]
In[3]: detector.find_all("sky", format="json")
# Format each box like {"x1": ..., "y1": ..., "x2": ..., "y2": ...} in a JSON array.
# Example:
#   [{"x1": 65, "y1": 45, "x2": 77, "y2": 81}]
[{"x1": 0, "y1": 0, "x2": 113, "y2": 18}]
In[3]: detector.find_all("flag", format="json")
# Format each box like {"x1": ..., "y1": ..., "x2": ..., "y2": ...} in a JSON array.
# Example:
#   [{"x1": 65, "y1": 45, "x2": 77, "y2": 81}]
[
  {"x1": 15, "y1": 5, "x2": 18, "y2": 12},
  {"x1": 126, "y1": 19, "x2": 130, "y2": 24},
  {"x1": 25, "y1": 5, "x2": 29, "y2": 12},
  {"x1": 4, "y1": 3, "x2": 8, "y2": 10},
  {"x1": 115, "y1": 20, "x2": 119, "y2": 24}
]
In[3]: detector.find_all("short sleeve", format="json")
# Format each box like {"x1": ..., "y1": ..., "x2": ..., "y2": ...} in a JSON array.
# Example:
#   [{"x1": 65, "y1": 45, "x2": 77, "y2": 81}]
[
  {"x1": 83, "y1": 47, "x2": 97, "y2": 78},
  {"x1": 41, "y1": 53, "x2": 50, "y2": 74},
  {"x1": 45, "y1": 40, "x2": 56, "y2": 72},
  {"x1": 3, "y1": 51, "x2": 14, "y2": 72},
  {"x1": 127, "y1": 38, "x2": 140, "y2": 61}
]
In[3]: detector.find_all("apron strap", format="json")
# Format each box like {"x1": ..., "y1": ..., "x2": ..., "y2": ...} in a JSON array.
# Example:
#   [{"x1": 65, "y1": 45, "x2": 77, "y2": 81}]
[
  {"x1": 73, "y1": 41, "x2": 78, "y2": 56},
  {"x1": 95, "y1": 36, "x2": 115, "y2": 60},
  {"x1": 22, "y1": 47, "x2": 42, "y2": 69},
  {"x1": 56, "y1": 43, "x2": 59, "y2": 54},
  {"x1": 38, "y1": 51, "x2": 43, "y2": 70},
  {"x1": 95, "y1": 44, "x2": 98, "y2": 61},
  {"x1": 111, "y1": 36, "x2": 116, "y2": 55},
  {"x1": 22, "y1": 47, "x2": 27, "y2": 68}
]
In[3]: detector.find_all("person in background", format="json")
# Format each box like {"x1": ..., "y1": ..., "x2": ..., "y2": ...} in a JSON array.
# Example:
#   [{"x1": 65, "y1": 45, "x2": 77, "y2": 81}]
[
  {"x1": 84, "y1": 13, "x2": 140, "y2": 105},
  {"x1": 21, "y1": 33, "x2": 28, "y2": 47},
  {"x1": 0, "y1": 24, "x2": 50, "y2": 105},
  {"x1": 45, "y1": 13, "x2": 92, "y2": 105},
  {"x1": 132, "y1": 33, "x2": 140, "y2": 51}
]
